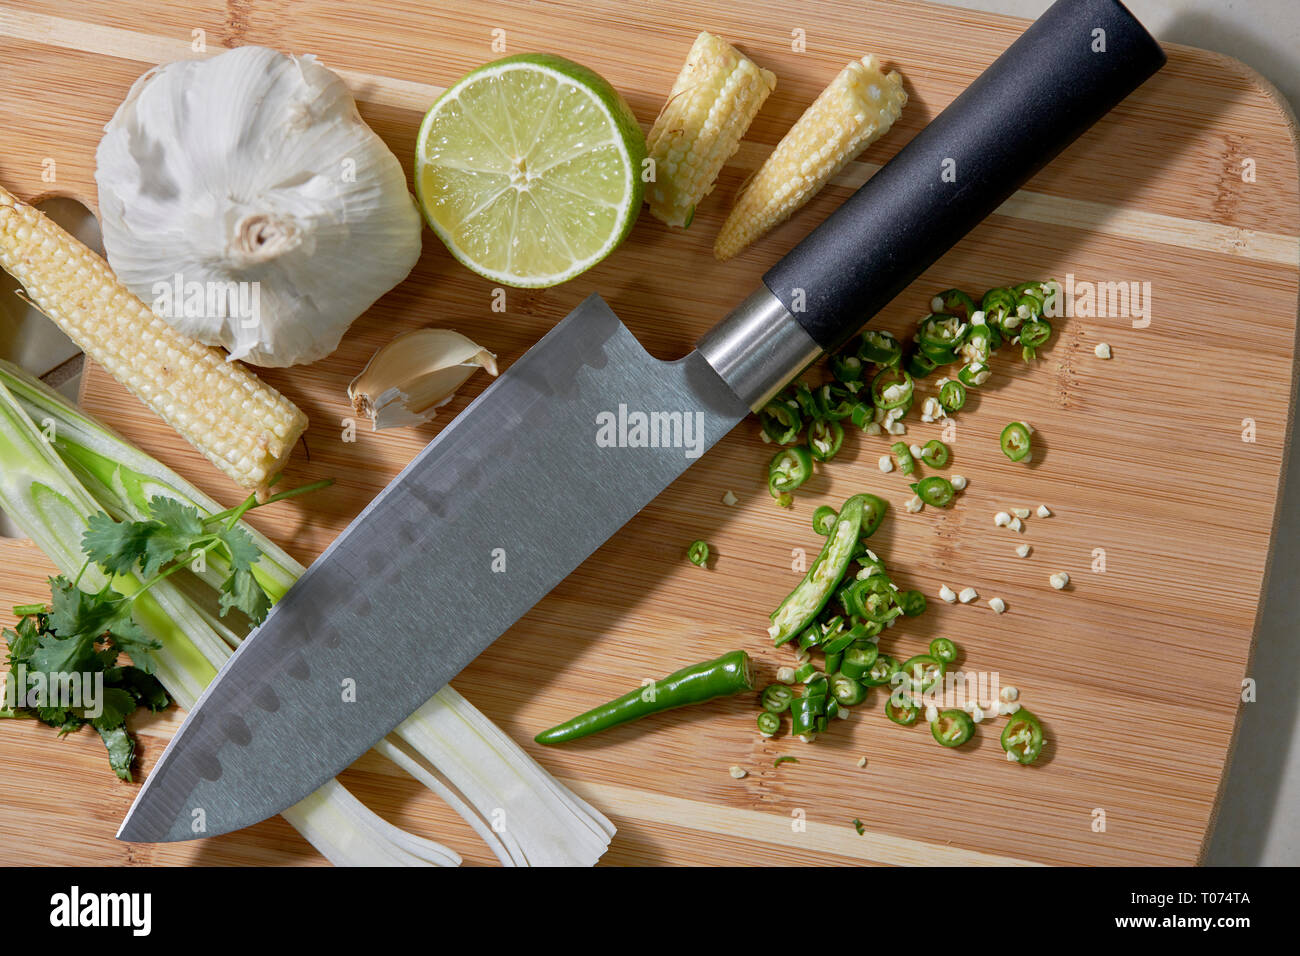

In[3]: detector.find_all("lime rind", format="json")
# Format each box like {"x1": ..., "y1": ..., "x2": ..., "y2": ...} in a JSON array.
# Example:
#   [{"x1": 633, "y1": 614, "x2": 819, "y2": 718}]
[{"x1": 415, "y1": 54, "x2": 646, "y2": 288}]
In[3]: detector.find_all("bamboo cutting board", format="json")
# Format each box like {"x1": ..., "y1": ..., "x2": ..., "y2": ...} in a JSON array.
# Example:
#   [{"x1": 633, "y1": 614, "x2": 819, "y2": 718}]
[{"x1": 1, "y1": 0, "x2": 1297, "y2": 867}]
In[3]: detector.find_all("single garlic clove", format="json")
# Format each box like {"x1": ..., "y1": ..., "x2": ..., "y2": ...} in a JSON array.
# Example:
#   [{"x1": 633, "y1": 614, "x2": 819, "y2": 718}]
[{"x1": 348, "y1": 328, "x2": 498, "y2": 430}]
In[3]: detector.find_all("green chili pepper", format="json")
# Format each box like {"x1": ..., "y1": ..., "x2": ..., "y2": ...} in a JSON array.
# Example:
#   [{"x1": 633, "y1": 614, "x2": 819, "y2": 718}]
[
  {"x1": 1001, "y1": 707, "x2": 1044, "y2": 764},
  {"x1": 769, "y1": 494, "x2": 867, "y2": 645},
  {"x1": 1000, "y1": 421, "x2": 1032, "y2": 462},
  {"x1": 861, "y1": 654, "x2": 900, "y2": 687},
  {"x1": 761, "y1": 684, "x2": 794, "y2": 713},
  {"x1": 838, "y1": 644, "x2": 880, "y2": 680},
  {"x1": 932, "y1": 709, "x2": 975, "y2": 747},
  {"x1": 934, "y1": 288, "x2": 977, "y2": 321},
  {"x1": 774, "y1": 756, "x2": 799, "y2": 768},
  {"x1": 917, "y1": 313, "x2": 970, "y2": 352},
  {"x1": 957, "y1": 362, "x2": 990, "y2": 388},
  {"x1": 891, "y1": 441, "x2": 916, "y2": 476},
  {"x1": 808, "y1": 419, "x2": 844, "y2": 462},
  {"x1": 687, "y1": 539, "x2": 709, "y2": 567},
  {"x1": 535, "y1": 650, "x2": 754, "y2": 744},
  {"x1": 860, "y1": 494, "x2": 888, "y2": 538},
  {"x1": 852, "y1": 818, "x2": 866, "y2": 835},
  {"x1": 871, "y1": 367, "x2": 914, "y2": 410},
  {"x1": 885, "y1": 695, "x2": 920, "y2": 726},
  {"x1": 906, "y1": 350, "x2": 940, "y2": 379},
  {"x1": 811, "y1": 505, "x2": 838, "y2": 536},
  {"x1": 959, "y1": 324, "x2": 993, "y2": 365},
  {"x1": 790, "y1": 382, "x2": 821, "y2": 421},
  {"x1": 769, "y1": 445, "x2": 814, "y2": 495},
  {"x1": 816, "y1": 383, "x2": 856, "y2": 421},
  {"x1": 920, "y1": 439, "x2": 949, "y2": 467},
  {"x1": 790, "y1": 697, "x2": 819, "y2": 736},
  {"x1": 913, "y1": 476, "x2": 955, "y2": 507},
  {"x1": 849, "y1": 402, "x2": 875, "y2": 429},
  {"x1": 1019, "y1": 318, "x2": 1052, "y2": 361},
  {"x1": 900, "y1": 654, "x2": 945, "y2": 693},
  {"x1": 759, "y1": 398, "x2": 802, "y2": 444},
  {"x1": 757, "y1": 711, "x2": 781, "y2": 737},
  {"x1": 775, "y1": 491, "x2": 794, "y2": 509},
  {"x1": 831, "y1": 350, "x2": 864, "y2": 383},
  {"x1": 824, "y1": 650, "x2": 844, "y2": 676},
  {"x1": 793, "y1": 661, "x2": 820, "y2": 683},
  {"x1": 831, "y1": 673, "x2": 868, "y2": 706},
  {"x1": 929, "y1": 638, "x2": 958, "y2": 664},
  {"x1": 858, "y1": 329, "x2": 902, "y2": 367},
  {"x1": 897, "y1": 589, "x2": 927, "y2": 616},
  {"x1": 938, "y1": 379, "x2": 967, "y2": 413},
  {"x1": 981, "y1": 286, "x2": 1017, "y2": 327}
]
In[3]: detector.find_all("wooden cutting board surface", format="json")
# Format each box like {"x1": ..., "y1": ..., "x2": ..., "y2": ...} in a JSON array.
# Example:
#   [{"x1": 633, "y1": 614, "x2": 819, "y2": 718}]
[{"x1": 1, "y1": 0, "x2": 1298, "y2": 867}]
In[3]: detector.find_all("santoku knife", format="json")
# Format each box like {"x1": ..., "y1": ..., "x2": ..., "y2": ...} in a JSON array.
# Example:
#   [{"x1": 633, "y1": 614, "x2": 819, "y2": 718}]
[{"x1": 120, "y1": 0, "x2": 1164, "y2": 843}]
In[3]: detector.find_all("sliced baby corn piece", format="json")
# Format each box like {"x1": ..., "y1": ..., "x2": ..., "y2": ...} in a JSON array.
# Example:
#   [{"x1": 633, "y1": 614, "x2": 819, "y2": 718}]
[
  {"x1": 646, "y1": 31, "x2": 777, "y2": 228},
  {"x1": 714, "y1": 54, "x2": 906, "y2": 260},
  {"x1": 0, "y1": 184, "x2": 307, "y2": 497}
]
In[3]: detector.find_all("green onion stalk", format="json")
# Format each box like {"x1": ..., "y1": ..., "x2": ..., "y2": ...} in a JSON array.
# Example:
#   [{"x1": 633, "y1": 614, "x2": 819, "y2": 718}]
[{"x1": 0, "y1": 361, "x2": 613, "y2": 866}]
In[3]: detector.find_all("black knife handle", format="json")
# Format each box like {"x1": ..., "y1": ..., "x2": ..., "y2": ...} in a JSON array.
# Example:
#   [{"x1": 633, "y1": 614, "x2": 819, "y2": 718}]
[{"x1": 762, "y1": 0, "x2": 1166, "y2": 353}]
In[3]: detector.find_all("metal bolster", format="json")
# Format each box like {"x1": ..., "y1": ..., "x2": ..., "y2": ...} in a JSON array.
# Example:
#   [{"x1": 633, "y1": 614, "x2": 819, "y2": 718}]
[{"x1": 695, "y1": 286, "x2": 824, "y2": 412}]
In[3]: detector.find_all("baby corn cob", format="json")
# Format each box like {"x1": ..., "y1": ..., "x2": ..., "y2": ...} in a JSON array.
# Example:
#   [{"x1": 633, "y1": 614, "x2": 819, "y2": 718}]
[
  {"x1": 0, "y1": 184, "x2": 307, "y2": 497},
  {"x1": 646, "y1": 31, "x2": 777, "y2": 228},
  {"x1": 714, "y1": 54, "x2": 907, "y2": 260}
]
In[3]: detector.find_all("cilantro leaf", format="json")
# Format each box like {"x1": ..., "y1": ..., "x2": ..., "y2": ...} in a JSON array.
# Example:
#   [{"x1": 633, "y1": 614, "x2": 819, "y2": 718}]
[
  {"x1": 95, "y1": 725, "x2": 135, "y2": 782},
  {"x1": 81, "y1": 512, "x2": 155, "y2": 576},
  {"x1": 219, "y1": 567, "x2": 271, "y2": 624},
  {"x1": 46, "y1": 576, "x2": 118, "y2": 643},
  {"x1": 89, "y1": 687, "x2": 137, "y2": 731},
  {"x1": 28, "y1": 629, "x2": 96, "y2": 676},
  {"x1": 216, "y1": 525, "x2": 261, "y2": 573},
  {"x1": 146, "y1": 497, "x2": 205, "y2": 538},
  {"x1": 119, "y1": 667, "x2": 170, "y2": 711}
]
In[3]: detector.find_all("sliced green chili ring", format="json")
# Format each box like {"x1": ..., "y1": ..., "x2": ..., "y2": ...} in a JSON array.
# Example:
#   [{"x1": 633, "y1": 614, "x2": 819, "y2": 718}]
[
  {"x1": 804, "y1": 675, "x2": 828, "y2": 699},
  {"x1": 811, "y1": 505, "x2": 838, "y2": 536},
  {"x1": 830, "y1": 673, "x2": 868, "y2": 706},
  {"x1": 929, "y1": 637, "x2": 958, "y2": 664},
  {"x1": 850, "y1": 621, "x2": 883, "y2": 645},
  {"x1": 761, "y1": 684, "x2": 794, "y2": 713},
  {"x1": 757, "y1": 711, "x2": 781, "y2": 737},
  {"x1": 886, "y1": 696, "x2": 920, "y2": 726},
  {"x1": 932, "y1": 708, "x2": 975, "y2": 747},
  {"x1": 860, "y1": 494, "x2": 888, "y2": 538},
  {"x1": 1001, "y1": 708, "x2": 1044, "y2": 764},
  {"x1": 1000, "y1": 421, "x2": 1032, "y2": 462},
  {"x1": 687, "y1": 539, "x2": 710, "y2": 567},
  {"x1": 849, "y1": 401, "x2": 875, "y2": 429},
  {"x1": 917, "y1": 313, "x2": 970, "y2": 351},
  {"x1": 920, "y1": 439, "x2": 950, "y2": 468},
  {"x1": 790, "y1": 697, "x2": 818, "y2": 736},
  {"x1": 900, "y1": 653, "x2": 945, "y2": 693},
  {"x1": 830, "y1": 350, "x2": 865, "y2": 383},
  {"x1": 891, "y1": 441, "x2": 916, "y2": 476},
  {"x1": 871, "y1": 367, "x2": 914, "y2": 410},
  {"x1": 822, "y1": 624, "x2": 863, "y2": 656},
  {"x1": 913, "y1": 476, "x2": 955, "y2": 508},
  {"x1": 858, "y1": 329, "x2": 902, "y2": 367},
  {"x1": 816, "y1": 383, "x2": 856, "y2": 421},
  {"x1": 1014, "y1": 281, "x2": 1047, "y2": 318},
  {"x1": 793, "y1": 662, "x2": 820, "y2": 683},
  {"x1": 957, "y1": 363, "x2": 989, "y2": 388},
  {"x1": 1019, "y1": 318, "x2": 1052, "y2": 361},
  {"x1": 797, "y1": 624, "x2": 822, "y2": 650},
  {"x1": 759, "y1": 398, "x2": 802, "y2": 444},
  {"x1": 791, "y1": 381, "x2": 821, "y2": 420},
  {"x1": 768, "y1": 445, "x2": 814, "y2": 494},
  {"x1": 959, "y1": 325, "x2": 993, "y2": 365},
  {"x1": 769, "y1": 494, "x2": 867, "y2": 645},
  {"x1": 938, "y1": 379, "x2": 966, "y2": 413},
  {"x1": 824, "y1": 650, "x2": 843, "y2": 676},
  {"x1": 824, "y1": 697, "x2": 841, "y2": 721},
  {"x1": 808, "y1": 420, "x2": 845, "y2": 462},
  {"x1": 896, "y1": 589, "x2": 927, "y2": 617},
  {"x1": 774, "y1": 491, "x2": 794, "y2": 509},
  {"x1": 861, "y1": 589, "x2": 901, "y2": 625},
  {"x1": 906, "y1": 350, "x2": 940, "y2": 379},
  {"x1": 861, "y1": 654, "x2": 900, "y2": 687},
  {"x1": 935, "y1": 288, "x2": 977, "y2": 321},
  {"x1": 981, "y1": 286, "x2": 1017, "y2": 326},
  {"x1": 774, "y1": 756, "x2": 799, "y2": 768},
  {"x1": 838, "y1": 644, "x2": 880, "y2": 680}
]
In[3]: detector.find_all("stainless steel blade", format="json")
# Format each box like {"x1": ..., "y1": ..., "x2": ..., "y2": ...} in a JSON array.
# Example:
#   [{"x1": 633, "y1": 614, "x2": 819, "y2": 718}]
[{"x1": 118, "y1": 294, "x2": 750, "y2": 843}]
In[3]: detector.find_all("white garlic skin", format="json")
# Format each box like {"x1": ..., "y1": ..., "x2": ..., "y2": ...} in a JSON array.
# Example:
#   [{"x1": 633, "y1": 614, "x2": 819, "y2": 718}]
[{"x1": 95, "y1": 46, "x2": 423, "y2": 367}]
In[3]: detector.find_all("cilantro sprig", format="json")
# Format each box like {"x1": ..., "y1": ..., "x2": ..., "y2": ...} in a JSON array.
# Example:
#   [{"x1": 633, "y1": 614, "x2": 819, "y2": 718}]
[{"x1": 1, "y1": 481, "x2": 328, "y2": 780}]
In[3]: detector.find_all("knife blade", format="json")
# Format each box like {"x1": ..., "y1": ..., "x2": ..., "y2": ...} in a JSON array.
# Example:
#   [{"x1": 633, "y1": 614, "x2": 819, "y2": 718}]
[{"x1": 120, "y1": 0, "x2": 1165, "y2": 843}]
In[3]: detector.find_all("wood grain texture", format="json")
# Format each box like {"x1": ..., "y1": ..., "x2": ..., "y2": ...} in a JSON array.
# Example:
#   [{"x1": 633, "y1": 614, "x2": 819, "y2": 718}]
[{"x1": 1, "y1": 0, "x2": 1297, "y2": 867}]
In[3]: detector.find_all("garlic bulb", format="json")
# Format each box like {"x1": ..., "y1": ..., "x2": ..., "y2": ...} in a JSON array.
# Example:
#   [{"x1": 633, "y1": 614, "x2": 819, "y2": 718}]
[
  {"x1": 95, "y1": 46, "x2": 423, "y2": 367},
  {"x1": 349, "y1": 328, "x2": 498, "y2": 430}
]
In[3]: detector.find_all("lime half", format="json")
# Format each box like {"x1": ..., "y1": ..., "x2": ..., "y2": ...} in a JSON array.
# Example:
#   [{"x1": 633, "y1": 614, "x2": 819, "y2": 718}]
[{"x1": 415, "y1": 54, "x2": 646, "y2": 288}]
